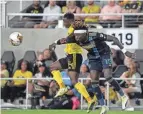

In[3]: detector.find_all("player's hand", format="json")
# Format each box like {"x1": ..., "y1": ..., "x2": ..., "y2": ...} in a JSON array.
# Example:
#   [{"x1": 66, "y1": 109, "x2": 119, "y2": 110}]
[
  {"x1": 49, "y1": 43, "x2": 56, "y2": 51},
  {"x1": 125, "y1": 51, "x2": 135, "y2": 59}
]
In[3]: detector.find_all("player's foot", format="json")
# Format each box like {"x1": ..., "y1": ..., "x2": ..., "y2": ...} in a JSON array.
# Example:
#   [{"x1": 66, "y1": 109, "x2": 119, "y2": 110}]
[
  {"x1": 87, "y1": 100, "x2": 97, "y2": 113},
  {"x1": 100, "y1": 106, "x2": 109, "y2": 114},
  {"x1": 54, "y1": 87, "x2": 68, "y2": 98},
  {"x1": 121, "y1": 95, "x2": 129, "y2": 110}
]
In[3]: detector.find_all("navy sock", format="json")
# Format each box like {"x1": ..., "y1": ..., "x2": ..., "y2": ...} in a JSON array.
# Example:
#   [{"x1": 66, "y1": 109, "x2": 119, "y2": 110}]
[
  {"x1": 91, "y1": 81, "x2": 105, "y2": 106},
  {"x1": 108, "y1": 78, "x2": 124, "y2": 96}
]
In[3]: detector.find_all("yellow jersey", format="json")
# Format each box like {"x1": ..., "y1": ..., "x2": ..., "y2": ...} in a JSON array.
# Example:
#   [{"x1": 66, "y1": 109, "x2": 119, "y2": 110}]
[
  {"x1": 0, "y1": 69, "x2": 9, "y2": 87},
  {"x1": 64, "y1": 26, "x2": 82, "y2": 54},
  {"x1": 13, "y1": 70, "x2": 32, "y2": 86},
  {"x1": 82, "y1": 5, "x2": 100, "y2": 23}
]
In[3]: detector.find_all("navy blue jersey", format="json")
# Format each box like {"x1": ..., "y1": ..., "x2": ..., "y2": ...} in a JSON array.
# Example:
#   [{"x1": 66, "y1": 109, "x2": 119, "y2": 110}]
[{"x1": 77, "y1": 32, "x2": 111, "y2": 58}]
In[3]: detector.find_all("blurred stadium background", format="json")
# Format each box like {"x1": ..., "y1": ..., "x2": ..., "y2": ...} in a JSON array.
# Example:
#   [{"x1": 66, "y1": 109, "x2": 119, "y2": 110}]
[{"x1": 0, "y1": 0, "x2": 143, "y2": 113}]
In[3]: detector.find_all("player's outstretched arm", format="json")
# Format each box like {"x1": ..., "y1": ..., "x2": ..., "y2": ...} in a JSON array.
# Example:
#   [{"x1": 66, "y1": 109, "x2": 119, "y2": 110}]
[
  {"x1": 49, "y1": 38, "x2": 67, "y2": 50},
  {"x1": 49, "y1": 33, "x2": 76, "y2": 50},
  {"x1": 106, "y1": 34, "x2": 134, "y2": 58}
]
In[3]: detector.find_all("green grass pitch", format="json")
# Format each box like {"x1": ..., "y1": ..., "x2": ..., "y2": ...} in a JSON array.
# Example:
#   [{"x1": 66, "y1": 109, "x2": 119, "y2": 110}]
[{"x1": 1, "y1": 110, "x2": 143, "y2": 114}]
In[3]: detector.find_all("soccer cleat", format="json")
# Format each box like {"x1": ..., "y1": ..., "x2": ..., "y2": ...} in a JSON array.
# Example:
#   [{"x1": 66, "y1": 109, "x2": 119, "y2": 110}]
[
  {"x1": 100, "y1": 106, "x2": 109, "y2": 114},
  {"x1": 87, "y1": 100, "x2": 97, "y2": 113},
  {"x1": 121, "y1": 95, "x2": 129, "y2": 110},
  {"x1": 54, "y1": 87, "x2": 68, "y2": 98}
]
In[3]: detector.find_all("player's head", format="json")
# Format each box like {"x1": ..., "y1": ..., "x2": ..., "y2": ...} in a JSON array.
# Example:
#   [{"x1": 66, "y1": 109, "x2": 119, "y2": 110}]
[
  {"x1": 63, "y1": 12, "x2": 74, "y2": 28},
  {"x1": 73, "y1": 20, "x2": 88, "y2": 42}
]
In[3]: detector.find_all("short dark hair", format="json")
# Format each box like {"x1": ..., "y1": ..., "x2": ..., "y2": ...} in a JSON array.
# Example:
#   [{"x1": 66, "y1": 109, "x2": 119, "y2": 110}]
[
  {"x1": 63, "y1": 12, "x2": 74, "y2": 20},
  {"x1": 72, "y1": 20, "x2": 88, "y2": 30}
]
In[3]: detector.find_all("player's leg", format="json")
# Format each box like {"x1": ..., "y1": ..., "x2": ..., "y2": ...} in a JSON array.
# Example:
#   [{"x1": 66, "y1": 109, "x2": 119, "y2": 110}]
[
  {"x1": 102, "y1": 54, "x2": 128, "y2": 109},
  {"x1": 50, "y1": 59, "x2": 67, "y2": 89},
  {"x1": 89, "y1": 58, "x2": 105, "y2": 105},
  {"x1": 67, "y1": 54, "x2": 95, "y2": 113},
  {"x1": 89, "y1": 58, "x2": 108, "y2": 114}
]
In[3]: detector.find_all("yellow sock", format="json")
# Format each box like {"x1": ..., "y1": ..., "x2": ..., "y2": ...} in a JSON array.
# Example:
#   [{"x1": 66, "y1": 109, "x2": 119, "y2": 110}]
[
  {"x1": 74, "y1": 82, "x2": 92, "y2": 103},
  {"x1": 52, "y1": 70, "x2": 66, "y2": 89}
]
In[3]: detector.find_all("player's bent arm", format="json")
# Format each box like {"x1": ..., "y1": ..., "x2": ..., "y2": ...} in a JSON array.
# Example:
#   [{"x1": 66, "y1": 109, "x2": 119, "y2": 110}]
[
  {"x1": 54, "y1": 38, "x2": 67, "y2": 45},
  {"x1": 49, "y1": 38, "x2": 68, "y2": 50},
  {"x1": 106, "y1": 34, "x2": 134, "y2": 58},
  {"x1": 106, "y1": 35, "x2": 124, "y2": 49},
  {"x1": 54, "y1": 33, "x2": 75, "y2": 45}
]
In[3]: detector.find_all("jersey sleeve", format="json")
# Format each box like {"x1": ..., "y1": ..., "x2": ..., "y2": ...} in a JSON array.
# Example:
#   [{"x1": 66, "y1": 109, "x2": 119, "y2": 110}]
[
  {"x1": 66, "y1": 33, "x2": 77, "y2": 43},
  {"x1": 89, "y1": 32, "x2": 107, "y2": 41}
]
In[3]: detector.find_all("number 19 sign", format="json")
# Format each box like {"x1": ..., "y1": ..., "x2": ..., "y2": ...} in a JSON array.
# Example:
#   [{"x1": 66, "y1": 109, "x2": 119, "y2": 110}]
[{"x1": 106, "y1": 29, "x2": 139, "y2": 49}]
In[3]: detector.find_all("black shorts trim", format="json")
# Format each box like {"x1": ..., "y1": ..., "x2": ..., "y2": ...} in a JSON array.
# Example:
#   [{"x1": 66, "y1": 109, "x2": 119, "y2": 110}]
[{"x1": 59, "y1": 54, "x2": 83, "y2": 73}]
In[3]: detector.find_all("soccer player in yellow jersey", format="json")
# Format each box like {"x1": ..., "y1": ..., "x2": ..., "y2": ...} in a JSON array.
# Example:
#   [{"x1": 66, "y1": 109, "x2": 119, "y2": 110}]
[{"x1": 49, "y1": 13, "x2": 95, "y2": 112}]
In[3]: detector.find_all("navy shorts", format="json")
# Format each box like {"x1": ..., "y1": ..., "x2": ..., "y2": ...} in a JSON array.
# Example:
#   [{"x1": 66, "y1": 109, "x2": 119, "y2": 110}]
[{"x1": 88, "y1": 53, "x2": 112, "y2": 71}]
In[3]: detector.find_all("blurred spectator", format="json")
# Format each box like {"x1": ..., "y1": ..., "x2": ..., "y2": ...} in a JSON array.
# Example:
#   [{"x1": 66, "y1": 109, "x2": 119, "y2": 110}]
[
  {"x1": 33, "y1": 52, "x2": 44, "y2": 74},
  {"x1": 23, "y1": 0, "x2": 43, "y2": 28},
  {"x1": 100, "y1": 85, "x2": 118, "y2": 102},
  {"x1": 45, "y1": 70, "x2": 80, "y2": 110},
  {"x1": 62, "y1": 0, "x2": 81, "y2": 20},
  {"x1": 61, "y1": 70, "x2": 80, "y2": 99},
  {"x1": 34, "y1": 0, "x2": 61, "y2": 28},
  {"x1": 9, "y1": 60, "x2": 32, "y2": 103},
  {"x1": 28, "y1": 61, "x2": 50, "y2": 99},
  {"x1": 1, "y1": 61, "x2": 10, "y2": 102},
  {"x1": 11, "y1": 0, "x2": 43, "y2": 28},
  {"x1": 79, "y1": 63, "x2": 91, "y2": 87},
  {"x1": 84, "y1": 0, "x2": 107, "y2": 8},
  {"x1": 122, "y1": 0, "x2": 141, "y2": 28},
  {"x1": 37, "y1": 51, "x2": 44, "y2": 61},
  {"x1": 62, "y1": 1, "x2": 81, "y2": 13},
  {"x1": 111, "y1": 48, "x2": 125, "y2": 71},
  {"x1": 118, "y1": 0, "x2": 130, "y2": 8},
  {"x1": 56, "y1": 1, "x2": 66, "y2": 8},
  {"x1": 120, "y1": 58, "x2": 142, "y2": 95},
  {"x1": 79, "y1": 64, "x2": 90, "y2": 78},
  {"x1": 0, "y1": 61, "x2": 9, "y2": 87},
  {"x1": 82, "y1": 0, "x2": 101, "y2": 24},
  {"x1": 43, "y1": 49, "x2": 55, "y2": 68},
  {"x1": 42, "y1": 48, "x2": 57, "y2": 76},
  {"x1": 100, "y1": 0, "x2": 122, "y2": 28}
]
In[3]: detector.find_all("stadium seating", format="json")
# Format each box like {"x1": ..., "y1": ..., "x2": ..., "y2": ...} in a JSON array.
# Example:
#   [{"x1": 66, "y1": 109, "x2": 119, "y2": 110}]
[
  {"x1": 1, "y1": 51, "x2": 15, "y2": 77},
  {"x1": 112, "y1": 65, "x2": 128, "y2": 78},
  {"x1": 22, "y1": 50, "x2": 37, "y2": 72},
  {"x1": 135, "y1": 49, "x2": 143, "y2": 75}
]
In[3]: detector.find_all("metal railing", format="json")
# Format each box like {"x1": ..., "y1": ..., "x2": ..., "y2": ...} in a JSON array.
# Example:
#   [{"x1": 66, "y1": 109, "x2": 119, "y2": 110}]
[
  {"x1": 1, "y1": 77, "x2": 143, "y2": 109},
  {"x1": 6, "y1": 13, "x2": 143, "y2": 28},
  {"x1": 0, "y1": 0, "x2": 6, "y2": 27}
]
